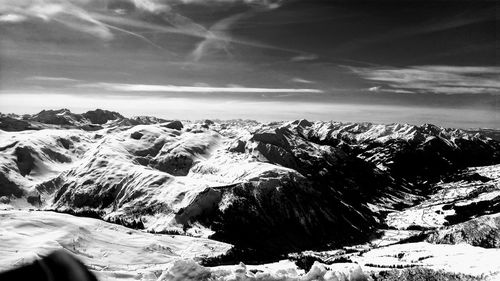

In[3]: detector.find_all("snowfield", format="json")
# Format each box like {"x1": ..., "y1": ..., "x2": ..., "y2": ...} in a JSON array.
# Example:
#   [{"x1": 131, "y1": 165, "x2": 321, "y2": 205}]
[
  {"x1": 355, "y1": 242, "x2": 500, "y2": 280},
  {"x1": 0, "y1": 210, "x2": 231, "y2": 281},
  {"x1": 1, "y1": 109, "x2": 500, "y2": 280}
]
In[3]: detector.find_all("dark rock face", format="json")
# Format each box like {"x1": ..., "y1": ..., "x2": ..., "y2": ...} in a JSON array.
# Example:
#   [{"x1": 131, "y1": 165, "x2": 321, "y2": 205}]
[
  {"x1": 175, "y1": 188, "x2": 222, "y2": 226},
  {"x1": 14, "y1": 146, "x2": 36, "y2": 176},
  {"x1": 228, "y1": 139, "x2": 246, "y2": 153},
  {"x1": 82, "y1": 109, "x2": 123, "y2": 124},
  {"x1": 206, "y1": 175, "x2": 379, "y2": 253},
  {"x1": 0, "y1": 116, "x2": 37, "y2": 131},
  {"x1": 0, "y1": 196, "x2": 10, "y2": 204},
  {"x1": 27, "y1": 193, "x2": 42, "y2": 206},
  {"x1": 130, "y1": 131, "x2": 144, "y2": 140},
  {"x1": 161, "y1": 121, "x2": 184, "y2": 131},
  {"x1": 428, "y1": 214, "x2": 500, "y2": 248},
  {"x1": 251, "y1": 128, "x2": 292, "y2": 150},
  {"x1": 31, "y1": 109, "x2": 83, "y2": 125},
  {"x1": 152, "y1": 153, "x2": 195, "y2": 176},
  {"x1": 444, "y1": 196, "x2": 500, "y2": 226},
  {"x1": 0, "y1": 173, "x2": 23, "y2": 197},
  {"x1": 57, "y1": 138, "x2": 73, "y2": 150},
  {"x1": 254, "y1": 142, "x2": 298, "y2": 170},
  {"x1": 41, "y1": 147, "x2": 72, "y2": 163}
]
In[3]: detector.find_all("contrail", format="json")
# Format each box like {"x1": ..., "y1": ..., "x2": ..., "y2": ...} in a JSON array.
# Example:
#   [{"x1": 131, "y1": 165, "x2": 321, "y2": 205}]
[
  {"x1": 103, "y1": 23, "x2": 168, "y2": 51},
  {"x1": 92, "y1": 11, "x2": 310, "y2": 58},
  {"x1": 189, "y1": 12, "x2": 248, "y2": 61}
]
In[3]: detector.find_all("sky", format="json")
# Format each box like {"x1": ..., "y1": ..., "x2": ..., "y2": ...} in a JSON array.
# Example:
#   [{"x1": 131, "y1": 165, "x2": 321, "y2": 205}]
[{"x1": 0, "y1": 0, "x2": 498, "y2": 128}]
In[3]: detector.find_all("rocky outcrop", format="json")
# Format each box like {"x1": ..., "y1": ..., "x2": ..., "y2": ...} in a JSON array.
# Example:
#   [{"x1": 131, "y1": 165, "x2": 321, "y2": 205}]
[
  {"x1": 161, "y1": 121, "x2": 184, "y2": 131},
  {"x1": 428, "y1": 213, "x2": 500, "y2": 248},
  {"x1": 0, "y1": 116, "x2": 39, "y2": 131},
  {"x1": 30, "y1": 109, "x2": 84, "y2": 125},
  {"x1": 82, "y1": 109, "x2": 123, "y2": 124},
  {"x1": 14, "y1": 146, "x2": 36, "y2": 176},
  {"x1": 0, "y1": 173, "x2": 23, "y2": 197}
]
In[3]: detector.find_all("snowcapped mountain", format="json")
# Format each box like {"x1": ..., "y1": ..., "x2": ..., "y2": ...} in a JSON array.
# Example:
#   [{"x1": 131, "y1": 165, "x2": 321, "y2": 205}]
[
  {"x1": 1, "y1": 109, "x2": 500, "y2": 280},
  {"x1": 0, "y1": 109, "x2": 168, "y2": 132},
  {"x1": 1, "y1": 110, "x2": 499, "y2": 257}
]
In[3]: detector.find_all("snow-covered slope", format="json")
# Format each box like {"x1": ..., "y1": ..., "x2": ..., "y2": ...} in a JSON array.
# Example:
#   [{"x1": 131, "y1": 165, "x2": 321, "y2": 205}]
[
  {"x1": 32, "y1": 123, "x2": 382, "y2": 254},
  {"x1": 0, "y1": 129, "x2": 94, "y2": 206},
  {"x1": 353, "y1": 242, "x2": 500, "y2": 279},
  {"x1": 26, "y1": 121, "x2": 423, "y2": 254},
  {"x1": 0, "y1": 210, "x2": 230, "y2": 281},
  {"x1": 386, "y1": 164, "x2": 500, "y2": 231}
]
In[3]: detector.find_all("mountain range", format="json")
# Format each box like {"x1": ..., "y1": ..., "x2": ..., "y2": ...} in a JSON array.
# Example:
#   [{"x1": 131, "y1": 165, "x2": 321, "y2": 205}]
[{"x1": 1, "y1": 109, "x2": 500, "y2": 280}]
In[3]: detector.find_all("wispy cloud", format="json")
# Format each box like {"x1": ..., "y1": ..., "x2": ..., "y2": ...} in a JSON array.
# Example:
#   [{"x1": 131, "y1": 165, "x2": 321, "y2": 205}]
[
  {"x1": 368, "y1": 86, "x2": 415, "y2": 94},
  {"x1": 352, "y1": 65, "x2": 500, "y2": 95},
  {"x1": 0, "y1": 0, "x2": 206, "y2": 46},
  {"x1": 0, "y1": 13, "x2": 27, "y2": 23},
  {"x1": 189, "y1": 12, "x2": 247, "y2": 61},
  {"x1": 78, "y1": 82, "x2": 323, "y2": 93},
  {"x1": 26, "y1": 76, "x2": 79, "y2": 82},
  {"x1": 174, "y1": 0, "x2": 285, "y2": 10},
  {"x1": 187, "y1": 0, "x2": 291, "y2": 61},
  {"x1": 291, "y1": 54, "x2": 318, "y2": 62},
  {"x1": 291, "y1": 78, "x2": 315, "y2": 84},
  {"x1": 0, "y1": 1, "x2": 113, "y2": 40},
  {"x1": 0, "y1": 0, "x2": 303, "y2": 58}
]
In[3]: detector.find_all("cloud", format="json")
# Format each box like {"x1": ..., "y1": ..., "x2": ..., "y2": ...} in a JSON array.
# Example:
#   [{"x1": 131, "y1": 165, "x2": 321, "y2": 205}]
[
  {"x1": 291, "y1": 54, "x2": 318, "y2": 62},
  {"x1": 352, "y1": 65, "x2": 500, "y2": 95},
  {"x1": 0, "y1": 13, "x2": 27, "y2": 23},
  {"x1": 0, "y1": 1, "x2": 113, "y2": 40},
  {"x1": 77, "y1": 82, "x2": 323, "y2": 93},
  {"x1": 26, "y1": 76, "x2": 79, "y2": 82},
  {"x1": 291, "y1": 78, "x2": 315, "y2": 84},
  {"x1": 368, "y1": 85, "x2": 415, "y2": 94},
  {"x1": 174, "y1": 0, "x2": 285, "y2": 9},
  {"x1": 94, "y1": 11, "x2": 290, "y2": 56},
  {"x1": 187, "y1": 0, "x2": 289, "y2": 61},
  {"x1": 131, "y1": 0, "x2": 168, "y2": 13},
  {"x1": 189, "y1": 12, "x2": 246, "y2": 61},
  {"x1": 0, "y1": 0, "x2": 206, "y2": 45},
  {"x1": 0, "y1": 0, "x2": 300, "y2": 58}
]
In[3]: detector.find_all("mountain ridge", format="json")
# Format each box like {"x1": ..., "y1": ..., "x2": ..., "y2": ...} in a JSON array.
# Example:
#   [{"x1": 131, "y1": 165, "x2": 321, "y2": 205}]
[{"x1": 1, "y1": 109, "x2": 499, "y2": 259}]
